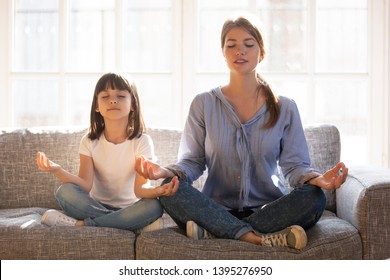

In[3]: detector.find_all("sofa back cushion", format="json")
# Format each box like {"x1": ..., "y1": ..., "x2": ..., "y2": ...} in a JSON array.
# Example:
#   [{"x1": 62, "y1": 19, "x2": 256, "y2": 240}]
[
  {"x1": 304, "y1": 124, "x2": 341, "y2": 211},
  {"x1": 0, "y1": 127, "x2": 87, "y2": 209},
  {"x1": 0, "y1": 124, "x2": 340, "y2": 211}
]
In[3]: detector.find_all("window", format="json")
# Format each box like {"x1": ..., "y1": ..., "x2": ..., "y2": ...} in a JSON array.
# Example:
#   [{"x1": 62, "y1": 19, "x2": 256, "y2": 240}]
[
  {"x1": 0, "y1": 0, "x2": 389, "y2": 167},
  {"x1": 194, "y1": 0, "x2": 371, "y2": 165},
  {"x1": 5, "y1": 0, "x2": 180, "y2": 128}
]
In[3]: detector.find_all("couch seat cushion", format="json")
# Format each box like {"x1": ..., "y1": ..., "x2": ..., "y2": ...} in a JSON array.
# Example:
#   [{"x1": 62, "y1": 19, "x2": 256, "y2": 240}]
[
  {"x1": 136, "y1": 211, "x2": 362, "y2": 260},
  {"x1": 0, "y1": 208, "x2": 136, "y2": 259}
]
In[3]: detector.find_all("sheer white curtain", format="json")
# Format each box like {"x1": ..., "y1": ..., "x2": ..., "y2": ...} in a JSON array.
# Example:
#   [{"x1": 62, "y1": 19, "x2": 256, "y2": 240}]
[{"x1": 0, "y1": 0, "x2": 388, "y2": 167}]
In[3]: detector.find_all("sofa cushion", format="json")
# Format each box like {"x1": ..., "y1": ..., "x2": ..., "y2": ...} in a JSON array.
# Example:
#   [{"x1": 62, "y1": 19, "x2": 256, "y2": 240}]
[
  {"x1": 0, "y1": 207, "x2": 136, "y2": 259},
  {"x1": 148, "y1": 127, "x2": 207, "y2": 189},
  {"x1": 0, "y1": 127, "x2": 87, "y2": 210},
  {"x1": 136, "y1": 211, "x2": 361, "y2": 260},
  {"x1": 304, "y1": 125, "x2": 341, "y2": 212}
]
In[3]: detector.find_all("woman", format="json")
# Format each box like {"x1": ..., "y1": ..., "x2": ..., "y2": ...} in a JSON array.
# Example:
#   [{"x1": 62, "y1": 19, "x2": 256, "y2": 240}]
[{"x1": 136, "y1": 16, "x2": 348, "y2": 249}]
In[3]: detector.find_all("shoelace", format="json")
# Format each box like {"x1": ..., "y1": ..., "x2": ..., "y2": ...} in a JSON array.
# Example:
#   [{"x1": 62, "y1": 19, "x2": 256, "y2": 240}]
[
  {"x1": 263, "y1": 233, "x2": 288, "y2": 247},
  {"x1": 56, "y1": 215, "x2": 76, "y2": 226},
  {"x1": 203, "y1": 230, "x2": 215, "y2": 239}
]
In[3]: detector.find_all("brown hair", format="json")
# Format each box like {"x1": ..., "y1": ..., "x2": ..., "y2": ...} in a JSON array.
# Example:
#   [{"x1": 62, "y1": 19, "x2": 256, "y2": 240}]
[
  {"x1": 88, "y1": 72, "x2": 146, "y2": 140},
  {"x1": 221, "y1": 16, "x2": 280, "y2": 128}
]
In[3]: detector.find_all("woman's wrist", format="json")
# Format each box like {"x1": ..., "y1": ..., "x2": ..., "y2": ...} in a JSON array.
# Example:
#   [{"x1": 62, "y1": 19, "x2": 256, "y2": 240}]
[
  {"x1": 165, "y1": 165, "x2": 186, "y2": 180},
  {"x1": 163, "y1": 168, "x2": 175, "y2": 178},
  {"x1": 302, "y1": 172, "x2": 321, "y2": 186},
  {"x1": 308, "y1": 178, "x2": 315, "y2": 185},
  {"x1": 308, "y1": 176, "x2": 321, "y2": 186}
]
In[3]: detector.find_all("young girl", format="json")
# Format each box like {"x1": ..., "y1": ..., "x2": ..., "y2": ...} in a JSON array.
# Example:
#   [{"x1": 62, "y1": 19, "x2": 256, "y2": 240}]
[{"x1": 37, "y1": 72, "x2": 178, "y2": 232}]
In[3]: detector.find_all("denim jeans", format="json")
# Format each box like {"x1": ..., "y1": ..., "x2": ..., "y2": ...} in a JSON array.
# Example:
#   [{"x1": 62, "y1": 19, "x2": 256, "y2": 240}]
[
  {"x1": 159, "y1": 178, "x2": 326, "y2": 240},
  {"x1": 55, "y1": 183, "x2": 163, "y2": 231}
]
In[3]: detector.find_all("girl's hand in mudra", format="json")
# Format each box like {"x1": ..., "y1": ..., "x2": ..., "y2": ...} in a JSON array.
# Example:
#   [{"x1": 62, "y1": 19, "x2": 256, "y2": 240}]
[{"x1": 36, "y1": 152, "x2": 61, "y2": 173}]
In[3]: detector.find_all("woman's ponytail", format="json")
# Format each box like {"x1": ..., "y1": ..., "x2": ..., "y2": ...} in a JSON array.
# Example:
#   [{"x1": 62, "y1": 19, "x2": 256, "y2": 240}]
[{"x1": 257, "y1": 74, "x2": 280, "y2": 128}]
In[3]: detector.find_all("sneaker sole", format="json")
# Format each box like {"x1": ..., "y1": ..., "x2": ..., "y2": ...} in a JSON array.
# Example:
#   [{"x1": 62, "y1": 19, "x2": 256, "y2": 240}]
[
  {"x1": 288, "y1": 225, "x2": 307, "y2": 249},
  {"x1": 41, "y1": 212, "x2": 49, "y2": 224},
  {"x1": 186, "y1": 221, "x2": 200, "y2": 240},
  {"x1": 141, "y1": 218, "x2": 164, "y2": 232}
]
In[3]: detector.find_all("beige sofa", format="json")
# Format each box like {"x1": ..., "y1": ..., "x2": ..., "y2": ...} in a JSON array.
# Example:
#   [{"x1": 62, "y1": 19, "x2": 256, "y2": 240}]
[{"x1": 1, "y1": 125, "x2": 389, "y2": 259}]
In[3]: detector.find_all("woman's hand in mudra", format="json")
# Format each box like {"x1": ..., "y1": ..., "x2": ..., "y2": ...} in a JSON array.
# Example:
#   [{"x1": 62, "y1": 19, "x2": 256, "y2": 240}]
[
  {"x1": 309, "y1": 162, "x2": 348, "y2": 190},
  {"x1": 135, "y1": 155, "x2": 173, "y2": 180}
]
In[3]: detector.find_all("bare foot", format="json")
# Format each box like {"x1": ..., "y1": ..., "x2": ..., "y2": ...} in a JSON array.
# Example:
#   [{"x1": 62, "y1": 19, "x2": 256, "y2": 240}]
[
  {"x1": 239, "y1": 231, "x2": 264, "y2": 245},
  {"x1": 75, "y1": 220, "x2": 85, "y2": 226}
]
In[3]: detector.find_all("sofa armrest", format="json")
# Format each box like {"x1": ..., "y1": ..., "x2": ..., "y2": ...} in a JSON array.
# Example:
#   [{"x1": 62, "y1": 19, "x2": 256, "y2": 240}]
[{"x1": 336, "y1": 166, "x2": 390, "y2": 259}]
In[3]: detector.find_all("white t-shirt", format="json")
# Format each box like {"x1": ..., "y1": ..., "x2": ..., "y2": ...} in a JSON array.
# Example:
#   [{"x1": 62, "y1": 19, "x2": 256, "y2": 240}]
[{"x1": 79, "y1": 133, "x2": 156, "y2": 208}]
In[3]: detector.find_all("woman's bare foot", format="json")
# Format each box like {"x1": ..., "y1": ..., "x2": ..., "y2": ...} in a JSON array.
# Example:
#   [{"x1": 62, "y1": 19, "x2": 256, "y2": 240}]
[{"x1": 239, "y1": 231, "x2": 264, "y2": 245}]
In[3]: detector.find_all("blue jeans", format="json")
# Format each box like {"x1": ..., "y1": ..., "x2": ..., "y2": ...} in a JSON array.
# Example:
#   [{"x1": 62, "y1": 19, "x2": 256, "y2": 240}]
[
  {"x1": 159, "y1": 178, "x2": 326, "y2": 240},
  {"x1": 55, "y1": 183, "x2": 163, "y2": 231}
]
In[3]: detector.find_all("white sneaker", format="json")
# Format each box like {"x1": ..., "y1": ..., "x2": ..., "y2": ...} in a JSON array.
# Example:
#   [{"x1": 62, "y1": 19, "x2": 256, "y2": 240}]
[
  {"x1": 41, "y1": 209, "x2": 77, "y2": 226},
  {"x1": 186, "y1": 220, "x2": 215, "y2": 240},
  {"x1": 140, "y1": 218, "x2": 164, "y2": 232}
]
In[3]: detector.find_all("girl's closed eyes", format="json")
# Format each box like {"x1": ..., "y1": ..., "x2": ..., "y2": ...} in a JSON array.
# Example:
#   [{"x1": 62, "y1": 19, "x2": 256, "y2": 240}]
[{"x1": 226, "y1": 44, "x2": 255, "y2": 48}]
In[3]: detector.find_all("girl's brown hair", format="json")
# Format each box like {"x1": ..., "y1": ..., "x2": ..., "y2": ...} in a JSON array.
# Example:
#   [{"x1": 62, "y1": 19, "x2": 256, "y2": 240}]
[
  {"x1": 221, "y1": 16, "x2": 280, "y2": 128},
  {"x1": 88, "y1": 72, "x2": 146, "y2": 140}
]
